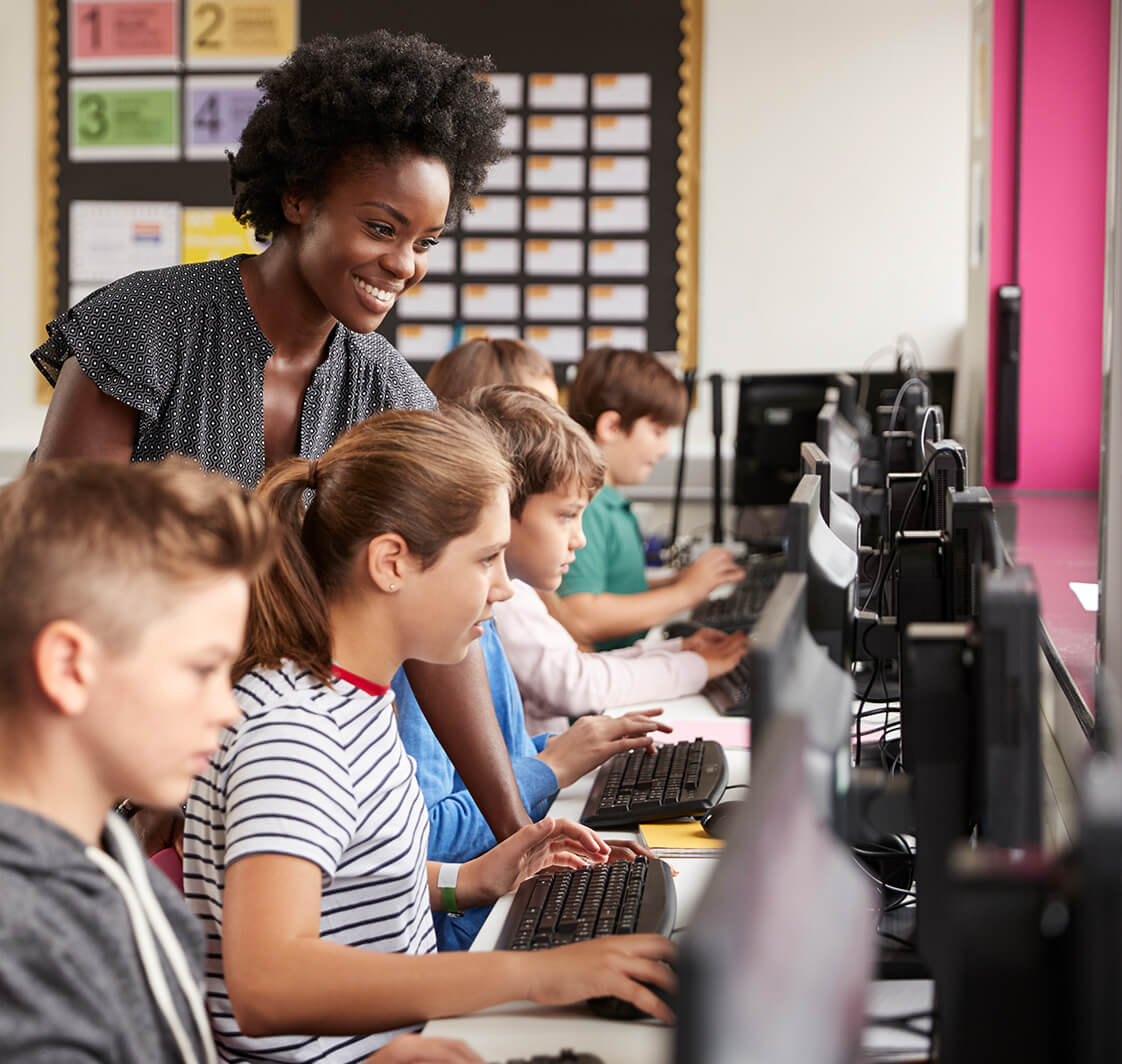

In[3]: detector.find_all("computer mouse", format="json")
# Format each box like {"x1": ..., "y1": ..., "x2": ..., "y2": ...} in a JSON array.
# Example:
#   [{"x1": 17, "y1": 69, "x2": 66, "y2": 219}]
[
  {"x1": 662, "y1": 620, "x2": 702, "y2": 639},
  {"x1": 586, "y1": 976, "x2": 677, "y2": 1022},
  {"x1": 699, "y1": 799, "x2": 746, "y2": 840}
]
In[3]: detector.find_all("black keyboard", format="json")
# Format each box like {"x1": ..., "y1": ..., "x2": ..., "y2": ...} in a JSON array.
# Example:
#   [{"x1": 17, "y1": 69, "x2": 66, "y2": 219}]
[
  {"x1": 495, "y1": 856, "x2": 676, "y2": 950},
  {"x1": 690, "y1": 552, "x2": 787, "y2": 632},
  {"x1": 579, "y1": 739, "x2": 728, "y2": 829},
  {"x1": 492, "y1": 1055, "x2": 602, "y2": 1064},
  {"x1": 701, "y1": 654, "x2": 751, "y2": 716}
]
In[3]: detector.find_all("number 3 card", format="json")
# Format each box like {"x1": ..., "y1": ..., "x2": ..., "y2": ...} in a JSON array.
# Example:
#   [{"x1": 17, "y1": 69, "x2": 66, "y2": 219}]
[
  {"x1": 69, "y1": 76, "x2": 179, "y2": 160},
  {"x1": 184, "y1": 76, "x2": 262, "y2": 158}
]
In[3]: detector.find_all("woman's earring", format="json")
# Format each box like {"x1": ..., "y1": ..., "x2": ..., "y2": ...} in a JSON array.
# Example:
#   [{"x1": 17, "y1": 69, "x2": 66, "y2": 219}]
[{"x1": 388, "y1": 584, "x2": 397, "y2": 591}]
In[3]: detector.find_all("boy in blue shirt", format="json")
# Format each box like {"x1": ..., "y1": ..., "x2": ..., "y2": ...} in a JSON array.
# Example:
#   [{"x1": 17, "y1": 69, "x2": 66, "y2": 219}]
[{"x1": 559, "y1": 347, "x2": 746, "y2": 649}]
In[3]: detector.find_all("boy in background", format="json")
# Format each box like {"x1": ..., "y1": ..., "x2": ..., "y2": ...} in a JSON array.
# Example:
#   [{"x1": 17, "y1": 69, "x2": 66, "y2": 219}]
[{"x1": 560, "y1": 347, "x2": 746, "y2": 650}]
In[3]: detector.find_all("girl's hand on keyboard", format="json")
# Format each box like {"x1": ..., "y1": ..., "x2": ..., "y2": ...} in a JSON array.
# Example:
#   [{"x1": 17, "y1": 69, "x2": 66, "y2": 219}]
[
  {"x1": 538, "y1": 710, "x2": 672, "y2": 788},
  {"x1": 678, "y1": 547, "x2": 747, "y2": 606},
  {"x1": 682, "y1": 628, "x2": 750, "y2": 679},
  {"x1": 459, "y1": 817, "x2": 610, "y2": 906},
  {"x1": 524, "y1": 935, "x2": 678, "y2": 1023},
  {"x1": 365, "y1": 1034, "x2": 484, "y2": 1064}
]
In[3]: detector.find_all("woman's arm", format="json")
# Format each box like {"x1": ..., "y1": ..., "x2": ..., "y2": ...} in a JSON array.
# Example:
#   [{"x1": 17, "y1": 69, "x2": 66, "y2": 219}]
[
  {"x1": 35, "y1": 358, "x2": 138, "y2": 463},
  {"x1": 403, "y1": 646, "x2": 530, "y2": 841},
  {"x1": 222, "y1": 852, "x2": 676, "y2": 1037}
]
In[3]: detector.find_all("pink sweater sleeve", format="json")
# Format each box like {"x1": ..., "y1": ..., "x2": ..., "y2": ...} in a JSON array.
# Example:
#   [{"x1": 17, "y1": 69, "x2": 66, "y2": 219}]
[{"x1": 493, "y1": 580, "x2": 709, "y2": 734}]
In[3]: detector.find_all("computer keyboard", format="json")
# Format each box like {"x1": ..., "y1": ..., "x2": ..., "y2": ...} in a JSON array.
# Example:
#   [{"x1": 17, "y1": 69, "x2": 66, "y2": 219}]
[
  {"x1": 690, "y1": 552, "x2": 787, "y2": 632},
  {"x1": 578, "y1": 739, "x2": 728, "y2": 829},
  {"x1": 495, "y1": 856, "x2": 676, "y2": 950},
  {"x1": 701, "y1": 653, "x2": 751, "y2": 716}
]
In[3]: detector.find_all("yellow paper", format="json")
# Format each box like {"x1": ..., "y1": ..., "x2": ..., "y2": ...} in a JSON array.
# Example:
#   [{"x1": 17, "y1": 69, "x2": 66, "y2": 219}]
[
  {"x1": 640, "y1": 820, "x2": 725, "y2": 852},
  {"x1": 182, "y1": 207, "x2": 266, "y2": 263},
  {"x1": 186, "y1": 0, "x2": 297, "y2": 64}
]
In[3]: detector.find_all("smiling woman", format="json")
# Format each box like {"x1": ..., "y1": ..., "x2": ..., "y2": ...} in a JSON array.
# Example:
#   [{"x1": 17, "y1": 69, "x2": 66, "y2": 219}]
[{"x1": 28, "y1": 31, "x2": 536, "y2": 847}]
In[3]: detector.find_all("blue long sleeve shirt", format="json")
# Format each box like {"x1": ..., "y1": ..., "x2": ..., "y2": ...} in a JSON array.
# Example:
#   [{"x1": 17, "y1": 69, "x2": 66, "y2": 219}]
[{"x1": 392, "y1": 620, "x2": 558, "y2": 950}]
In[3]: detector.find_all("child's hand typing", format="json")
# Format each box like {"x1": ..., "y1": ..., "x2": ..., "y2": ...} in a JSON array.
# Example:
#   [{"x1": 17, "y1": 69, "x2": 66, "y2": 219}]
[
  {"x1": 677, "y1": 546, "x2": 746, "y2": 607},
  {"x1": 537, "y1": 710, "x2": 672, "y2": 788},
  {"x1": 522, "y1": 934, "x2": 677, "y2": 1024},
  {"x1": 365, "y1": 1034, "x2": 484, "y2": 1063},
  {"x1": 455, "y1": 817, "x2": 610, "y2": 908},
  {"x1": 681, "y1": 627, "x2": 749, "y2": 679}
]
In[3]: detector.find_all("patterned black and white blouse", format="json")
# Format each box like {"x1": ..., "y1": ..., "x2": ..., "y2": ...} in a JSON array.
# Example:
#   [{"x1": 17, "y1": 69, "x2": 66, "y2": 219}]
[{"x1": 32, "y1": 255, "x2": 437, "y2": 488}]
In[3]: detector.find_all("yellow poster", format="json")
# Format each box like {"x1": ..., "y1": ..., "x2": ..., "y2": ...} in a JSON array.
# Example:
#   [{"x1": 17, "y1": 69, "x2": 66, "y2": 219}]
[
  {"x1": 185, "y1": 0, "x2": 297, "y2": 67},
  {"x1": 181, "y1": 207, "x2": 267, "y2": 263}
]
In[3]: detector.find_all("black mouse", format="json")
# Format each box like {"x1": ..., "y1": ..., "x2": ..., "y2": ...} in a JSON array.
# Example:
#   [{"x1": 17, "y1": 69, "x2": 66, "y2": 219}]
[
  {"x1": 587, "y1": 977, "x2": 677, "y2": 1022},
  {"x1": 662, "y1": 620, "x2": 702, "y2": 640},
  {"x1": 699, "y1": 799, "x2": 746, "y2": 840}
]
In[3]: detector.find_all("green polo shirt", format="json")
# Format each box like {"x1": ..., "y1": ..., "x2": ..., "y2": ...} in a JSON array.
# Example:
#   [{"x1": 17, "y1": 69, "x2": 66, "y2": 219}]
[{"x1": 559, "y1": 484, "x2": 649, "y2": 650}]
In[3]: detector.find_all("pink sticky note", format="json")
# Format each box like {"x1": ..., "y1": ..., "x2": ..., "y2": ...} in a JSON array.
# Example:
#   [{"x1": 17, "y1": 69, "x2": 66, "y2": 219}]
[{"x1": 654, "y1": 718, "x2": 750, "y2": 748}]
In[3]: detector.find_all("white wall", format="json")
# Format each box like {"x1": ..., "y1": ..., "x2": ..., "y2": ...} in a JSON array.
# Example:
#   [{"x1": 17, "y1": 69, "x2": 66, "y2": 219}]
[
  {"x1": 0, "y1": 0, "x2": 46, "y2": 463},
  {"x1": 691, "y1": 0, "x2": 970, "y2": 456},
  {"x1": 0, "y1": 1, "x2": 971, "y2": 467}
]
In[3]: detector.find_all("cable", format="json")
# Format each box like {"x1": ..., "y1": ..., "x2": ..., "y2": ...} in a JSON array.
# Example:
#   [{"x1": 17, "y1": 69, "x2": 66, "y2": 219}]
[{"x1": 888, "y1": 377, "x2": 931, "y2": 433}]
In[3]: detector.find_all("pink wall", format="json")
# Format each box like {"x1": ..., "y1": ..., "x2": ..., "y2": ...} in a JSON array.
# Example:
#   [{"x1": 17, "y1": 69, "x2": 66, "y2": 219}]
[{"x1": 985, "y1": 0, "x2": 1110, "y2": 491}]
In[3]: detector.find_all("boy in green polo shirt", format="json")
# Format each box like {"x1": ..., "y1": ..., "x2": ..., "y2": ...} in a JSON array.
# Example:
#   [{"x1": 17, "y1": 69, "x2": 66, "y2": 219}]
[{"x1": 559, "y1": 347, "x2": 746, "y2": 649}]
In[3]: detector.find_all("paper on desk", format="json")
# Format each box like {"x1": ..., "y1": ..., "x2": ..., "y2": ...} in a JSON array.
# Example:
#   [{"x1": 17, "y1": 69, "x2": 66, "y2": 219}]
[
  {"x1": 652, "y1": 718, "x2": 750, "y2": 748},
  {"x1": 641, "y1": 819, "x2": 724, "y2": 855}
]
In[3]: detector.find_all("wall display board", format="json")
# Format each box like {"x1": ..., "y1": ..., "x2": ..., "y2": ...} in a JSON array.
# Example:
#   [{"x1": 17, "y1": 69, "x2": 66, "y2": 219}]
[{"x1": 38, "y1": 0, "x2": 701, "y2": 391}]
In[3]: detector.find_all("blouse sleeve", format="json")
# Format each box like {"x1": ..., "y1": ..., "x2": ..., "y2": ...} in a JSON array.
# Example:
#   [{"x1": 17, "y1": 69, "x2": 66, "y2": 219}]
[{"x1": 30, "y1": 275, "x2": 181, "y2": 420}]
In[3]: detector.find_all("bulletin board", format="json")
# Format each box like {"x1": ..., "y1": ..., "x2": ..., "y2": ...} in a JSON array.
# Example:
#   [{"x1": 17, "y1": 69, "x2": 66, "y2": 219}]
[{"x1": 36, "y1": 0, "x2": 702, "y2": 396}]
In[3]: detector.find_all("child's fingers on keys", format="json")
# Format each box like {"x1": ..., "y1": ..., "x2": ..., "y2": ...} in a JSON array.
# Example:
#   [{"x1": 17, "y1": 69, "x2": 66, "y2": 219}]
[{"x1": 551, "y1": 818, "x2": 611, "y2": 855}]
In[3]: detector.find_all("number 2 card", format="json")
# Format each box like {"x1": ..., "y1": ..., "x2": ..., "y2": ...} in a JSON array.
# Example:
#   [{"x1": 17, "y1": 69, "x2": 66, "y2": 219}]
[{"x1": 185, "y1": 0, "x2": 298, "y2": 68}]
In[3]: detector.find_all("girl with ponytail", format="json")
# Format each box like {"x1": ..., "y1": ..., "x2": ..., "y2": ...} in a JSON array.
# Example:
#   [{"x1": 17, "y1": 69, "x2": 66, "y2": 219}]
[{"x1": 183, "y1": 408, "x2": 675, "y2": 1064}]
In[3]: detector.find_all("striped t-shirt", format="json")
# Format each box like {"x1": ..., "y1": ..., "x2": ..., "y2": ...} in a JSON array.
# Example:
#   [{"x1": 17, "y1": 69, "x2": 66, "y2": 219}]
[{"x1": 183, "y1": 660, "x2": 436, "y2": 1064}]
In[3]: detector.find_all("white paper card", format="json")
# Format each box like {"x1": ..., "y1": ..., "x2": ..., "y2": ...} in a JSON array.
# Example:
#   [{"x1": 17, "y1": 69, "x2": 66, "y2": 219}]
[
  {"x1": 525, "y1": 284, "x2": 583, "y2": 321},
  {"x1": 587, "y1": 325, "x2": 649, "y2": 350},
  {"x1": 589, "y1": 239, "x2": 649, "y2": 276},
  {"x1": 395, "y1": 282, "x2": 455, "y2": 320},
  {"x1": 528, "y1": 74, "x2": 586, "y2": 110},
  {"x1": 484, "y1": 156, "x2": 522, "y2": 192},
  {"x1": 590, "y1": 155, "x2": 650, "y2": 192},
  {"x1": 483, "y1": 73, "x2": 523, "y2": 109},
  {"x1": 526, "y1": 155, "x2": 585, "y2": 192},
  {"x1": 461, "y1": 283, "x2": 520, "y2": 320},
  {"x1": 500, "y1": 116, "x2": 523, "y2": 151},
  {"x1": 461, "y1": 238, "x2": 520, "y2": 275},
  {"x1": 70, "y1": 199, "x2": 181, "y2": 281},
  {"x1": 589, "y1": 284, "x2": 649, "y2": 321},
  {"x1": 463, "y1": 323, "x2": 521, "y2": 341},
  {"x1": 395, "y1": 324, "x2": 454, "y2": 358},
  {"x1": 524, "y1": 325, "x2": 584, "y2": 360},
  {"x1": 424, "y1": 238, "x2": 456, "y2": 276},
  {"x1": 1070, "y1": 582, "x2": 1100, "y2": 611},
  {"x1": 525, "y1": 239, "x2": 584, "y2": 276},
  {"x1": 527, "y1": 115, "x2": 587, "y2": 151},
  {"x1": 526, "y1": 196, "x2": 584, "y2": 233},
  {"x1": 589, "y1": 196, "x2": 649, "y2": 233},
  {"x1": 591, "y1": 114, "x2": 650, "y2": 151},
  {"x1": 592, "y1": 74, "x2": 651, "y2": 110},
  {"x1": 463, "y1": 196, "x2": 522, "y2": 232}
]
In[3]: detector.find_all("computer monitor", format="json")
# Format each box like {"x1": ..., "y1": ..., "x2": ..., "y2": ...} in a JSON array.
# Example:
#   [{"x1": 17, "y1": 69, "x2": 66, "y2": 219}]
[
  {"x1": 833, "y1": 371, "x2": 872, "y2": 439},
  {"x1": 816, "y1": 391, "x2": 861, "y2": 501},
  {"x1": 676, "y1": 714, "x2": 875, "y2": 1064},
  {"x1": 786, "y1": 474, "x2": 858, "y2": 668},
  {"x1": 733, "y1": 375, "x2": 830, "y2": 507},
  {"x1": 747, "y1": 571, "x2": 853, "y2": 822},
  {"x1": 800, "y1": 441, "x2": 861, "y2": 553}
]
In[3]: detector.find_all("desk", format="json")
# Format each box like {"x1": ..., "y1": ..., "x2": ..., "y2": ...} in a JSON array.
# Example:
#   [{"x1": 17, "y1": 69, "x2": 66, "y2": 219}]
[{"x1": 423, "y1": 692, "x2": 934, "y2": 1062}]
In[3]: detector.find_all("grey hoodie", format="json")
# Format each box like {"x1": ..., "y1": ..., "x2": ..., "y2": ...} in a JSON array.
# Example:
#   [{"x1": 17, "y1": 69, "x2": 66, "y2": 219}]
[{"x1": 0, "y1": 804, "x2": 215, "y2": 1063}]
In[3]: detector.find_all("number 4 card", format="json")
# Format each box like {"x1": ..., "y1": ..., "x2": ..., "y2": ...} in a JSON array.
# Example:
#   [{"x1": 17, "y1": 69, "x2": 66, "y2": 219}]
[
  {"x1": 184, "y1": 76, "x2": 262, "y2": 159},
  {"x1": 69, "y1": 0, "x2": 180, "y2": 72}
]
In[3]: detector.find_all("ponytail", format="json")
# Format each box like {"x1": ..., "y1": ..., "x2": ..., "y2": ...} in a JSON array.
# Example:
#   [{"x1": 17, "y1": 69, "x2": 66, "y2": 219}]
[{"x1": 236, "y1": 408, "x2": 512, "y2": 683}]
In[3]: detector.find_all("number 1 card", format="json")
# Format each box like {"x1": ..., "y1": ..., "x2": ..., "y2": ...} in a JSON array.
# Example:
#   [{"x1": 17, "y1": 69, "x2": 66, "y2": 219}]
[{"x1": 69, "y1": 0, "x2": 179, "y2": 72}]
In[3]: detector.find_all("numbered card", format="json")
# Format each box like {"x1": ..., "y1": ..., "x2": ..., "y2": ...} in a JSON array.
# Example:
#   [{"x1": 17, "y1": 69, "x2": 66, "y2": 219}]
[
  {"x1": 69, "y1": 0, "x2": 179, "y2": 71},
  {"x1": 184, "y1": 75, "x2": 262, "y2": 159},
  {"x1": 185, "y1": 0, "x2": 297, "y2": 68},
  {"x1": 70, "y1": 77, "x2": 179, "y2": 160},
  {"x1": 181, "y1": 206, "x2": 267, "y2": 263}
]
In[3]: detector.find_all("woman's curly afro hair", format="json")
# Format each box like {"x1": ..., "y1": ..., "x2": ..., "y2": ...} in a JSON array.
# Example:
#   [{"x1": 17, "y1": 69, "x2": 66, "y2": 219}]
[{"x1": 230, "y1": 31, "x2": 507, "y2": 238}]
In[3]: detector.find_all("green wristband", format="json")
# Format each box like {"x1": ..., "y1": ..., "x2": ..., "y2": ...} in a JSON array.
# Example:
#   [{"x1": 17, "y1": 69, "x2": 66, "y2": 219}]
[{"x1": 438, "y1": 863, "x2": 463, "y2": 917}]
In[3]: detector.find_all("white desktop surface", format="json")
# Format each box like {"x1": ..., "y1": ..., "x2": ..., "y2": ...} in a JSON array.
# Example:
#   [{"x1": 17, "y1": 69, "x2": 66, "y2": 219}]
[{"x1": 423, "y1": 691, "x2": 935, "y2": 1062}]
